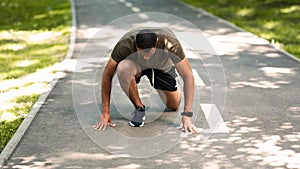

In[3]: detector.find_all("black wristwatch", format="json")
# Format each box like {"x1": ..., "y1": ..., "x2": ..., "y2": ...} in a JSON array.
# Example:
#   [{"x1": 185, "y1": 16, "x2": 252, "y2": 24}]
[{"x1": 181, "y1": 112, "x2": 193, "y2": 117}]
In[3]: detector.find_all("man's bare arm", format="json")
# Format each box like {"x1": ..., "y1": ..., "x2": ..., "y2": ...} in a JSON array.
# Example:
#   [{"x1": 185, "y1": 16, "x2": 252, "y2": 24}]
[
  {"x1": 175, "y1": 58, "x2": 199, "y2": 133},
  {"x1": 101, "y1": 57, "x2": 118, "y2": 114},
  {"x1": 93, "y1": 57, "x2": 118, "y2": 130},
  {"x1": 175, "y1": 58, "x2": 194, "y2": 112}
]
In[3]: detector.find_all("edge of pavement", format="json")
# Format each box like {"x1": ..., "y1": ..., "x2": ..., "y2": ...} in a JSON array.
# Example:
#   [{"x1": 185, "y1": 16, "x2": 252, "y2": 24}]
[
  {"x1": 0, "y1": 0, "x2": 77, "y2": 167},
  {"x1": 177, "y1": 0, "x2": 300, "y2": 63}
]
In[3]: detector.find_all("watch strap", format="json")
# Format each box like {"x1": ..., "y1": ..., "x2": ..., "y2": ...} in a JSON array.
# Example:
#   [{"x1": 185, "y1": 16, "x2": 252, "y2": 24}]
[{"x1": 181, "y1": 112, "x2": 193, "y2": 117}]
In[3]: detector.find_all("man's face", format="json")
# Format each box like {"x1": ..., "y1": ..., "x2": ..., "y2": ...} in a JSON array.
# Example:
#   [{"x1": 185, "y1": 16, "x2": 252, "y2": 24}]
[{"x1": 137, "y1": 47, "x2": 156, "y2": 60}]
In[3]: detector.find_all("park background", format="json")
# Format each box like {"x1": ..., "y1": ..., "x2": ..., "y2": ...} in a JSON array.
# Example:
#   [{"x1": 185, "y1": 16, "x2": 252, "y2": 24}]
[{"x1": 0, "y1": 0, "x2": 299, "y2": 152}]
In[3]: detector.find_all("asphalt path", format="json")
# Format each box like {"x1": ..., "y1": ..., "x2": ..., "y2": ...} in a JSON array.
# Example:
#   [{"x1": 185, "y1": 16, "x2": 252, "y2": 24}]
[{"x1": 2, "y1": 0, "x2": 300, "y2": 168}]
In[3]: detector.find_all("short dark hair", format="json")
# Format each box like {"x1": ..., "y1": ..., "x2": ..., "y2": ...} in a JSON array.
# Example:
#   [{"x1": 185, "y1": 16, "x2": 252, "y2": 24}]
[{"x1": 136, "y1": 29, "x2": 157, "y2": 52}]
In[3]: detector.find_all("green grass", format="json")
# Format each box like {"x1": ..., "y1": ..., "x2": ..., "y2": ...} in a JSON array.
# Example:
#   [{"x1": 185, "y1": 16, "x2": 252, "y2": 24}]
[
  {"x1": 0, "y1": 0, "x2": 71, "y2": 80},
  {"x1": 0, "y1": 118, "x2": 24, "y2": 152},
  {"x1": 0, "y1": 0, "x2": 71, "y2": 152},
  {"x1": 182, "y1": 0, "x2": 300, "y2": 59},
  {"x1": 0, "y1": 94, "x2": 40, "y2": 151}
]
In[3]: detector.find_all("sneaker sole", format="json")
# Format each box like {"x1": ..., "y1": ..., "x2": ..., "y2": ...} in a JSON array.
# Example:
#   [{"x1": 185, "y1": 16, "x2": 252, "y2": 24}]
[
  {"x1": 129, "y1": 121, "x2": 144, "y2": 127},
  {"x1": 129, "y1": 116, "x2": 145, "y2": 127}
]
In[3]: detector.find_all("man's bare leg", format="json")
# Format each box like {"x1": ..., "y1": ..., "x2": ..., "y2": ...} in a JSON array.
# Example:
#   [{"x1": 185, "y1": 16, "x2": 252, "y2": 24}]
[
  {"x1": 116, "y1": 59, "x2": 144, "y2": 108},
  {"x1": 156, "y1": 89, "x2": 181, "y2": 111},
  {"x1": 117, "y1": 59, "x2": 146, "y2": 127}
]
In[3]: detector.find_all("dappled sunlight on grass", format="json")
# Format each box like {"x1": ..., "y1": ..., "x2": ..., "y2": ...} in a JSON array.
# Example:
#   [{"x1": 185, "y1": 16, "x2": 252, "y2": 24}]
[
  {"x1": 15, "y1": 60, "x2": 39, "y2": 68},
  {"x1": 0, "y1": 0, "x2": 71, "y2": 153},
  {"x1": 0, "y1": 0, "x2": 71, "y2": 80},
  {"x1": 0, "y1": 66, "x2": 67, "y2": 110},
  {"x1": 0, "y1": 94, "x2": 40, "y2": 122},
  {"x1": 0, "y1": 112, "x2": 16, "y2": 122},
  {"x1": 0, "y1": 118, "x2": 23, "y2": 152},
  {"x1": 263, "y1": 21, "x2": 281, "y2": 30},
  {"x1": 0, "y1": 30, "x2": 66, "y2": 43},
  {"x1": 280, "y1": 5, "x2": 300, "y2": 14},
  {"x1": 0, "y1": 52, "x2": 70, "y2": 152},
  {"x1": 0, "y1": 0, "x2": 71, "y2": 31},
  {"x1": 236, "y1": 8, "x2": 254, "y2": 17},
  {"x1": 1, "y1": 44, "x2": 27, "y2": 51},
  {"x1": 0, "y1": 30, "x2": 69, "y2": 80}
]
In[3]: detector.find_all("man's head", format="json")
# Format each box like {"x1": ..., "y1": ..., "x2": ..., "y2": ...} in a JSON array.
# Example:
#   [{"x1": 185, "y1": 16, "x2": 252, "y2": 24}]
[{"x1": 136, "y1": 29, "x2": 157, "y2": 59}]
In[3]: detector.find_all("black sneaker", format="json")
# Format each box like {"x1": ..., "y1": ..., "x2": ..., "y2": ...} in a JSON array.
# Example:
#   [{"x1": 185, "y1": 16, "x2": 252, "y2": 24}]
[{"x1": 129, "y1": 106, "x2": 145, "y2": 127}]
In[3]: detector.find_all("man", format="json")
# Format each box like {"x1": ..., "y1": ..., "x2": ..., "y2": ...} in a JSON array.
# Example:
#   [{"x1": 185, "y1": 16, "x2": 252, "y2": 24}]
[{"x1": 93, "y1": 28, "x2": 199, "y2": 133}]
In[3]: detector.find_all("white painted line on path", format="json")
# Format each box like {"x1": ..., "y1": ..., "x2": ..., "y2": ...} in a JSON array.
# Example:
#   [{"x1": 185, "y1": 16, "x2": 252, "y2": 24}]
[
  {"x1": 200, "y1": 104, "x2": 229, "y2": 133},
  {"x1": 192, "y1": 69, "x2": 205, "y2": 87}
]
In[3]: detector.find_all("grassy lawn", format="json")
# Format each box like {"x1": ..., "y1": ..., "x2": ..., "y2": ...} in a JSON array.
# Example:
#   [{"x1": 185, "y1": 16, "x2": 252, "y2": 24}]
[
  {"x1": 0, "y1": 0, "x2": 71, "y2": 152},
  {"x1": 182, "y1": 0, "x2": 300, "y2": 59}
]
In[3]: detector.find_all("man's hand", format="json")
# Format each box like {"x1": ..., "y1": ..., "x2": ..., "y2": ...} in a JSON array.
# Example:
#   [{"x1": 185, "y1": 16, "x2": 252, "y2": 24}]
[
  {"x1": 180, "y1": 116, "x2": 200, "y2": 134},
  {"x1": 93, "y1": 113, "x2": 116, "y2": 131}
]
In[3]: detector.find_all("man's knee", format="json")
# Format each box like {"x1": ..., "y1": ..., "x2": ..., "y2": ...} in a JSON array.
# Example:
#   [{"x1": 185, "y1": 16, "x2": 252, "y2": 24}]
[
  {"x1": 167, "y1": 101, "x2": 180, "y2": 111},
  {"x1": 117, "y1": 59, "x2": 137, "y2": 77},
  {"x1": 158, "y1": 90, "x2": 181, "y2": 111},
  {"x1": 117, "y1": 59, "x2": 133, "y2": 72}
]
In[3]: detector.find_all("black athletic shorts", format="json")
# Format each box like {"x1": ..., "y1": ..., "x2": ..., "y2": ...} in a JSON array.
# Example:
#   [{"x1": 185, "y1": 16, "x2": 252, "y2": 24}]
[{"x1": 136, "y1": 66, "x2": 178, "y2": 91}]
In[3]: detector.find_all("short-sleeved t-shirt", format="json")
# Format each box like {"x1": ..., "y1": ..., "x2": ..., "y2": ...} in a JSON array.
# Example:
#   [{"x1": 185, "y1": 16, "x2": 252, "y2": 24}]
[{"x1": 111, "y1": 28, "x2": 185, "y2": 72}]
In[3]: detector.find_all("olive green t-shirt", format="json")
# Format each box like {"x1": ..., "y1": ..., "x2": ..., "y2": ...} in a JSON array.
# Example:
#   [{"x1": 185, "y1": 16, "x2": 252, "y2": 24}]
[{"x1": 111, "y1": 28, "x2": 185, "y2": 72}]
